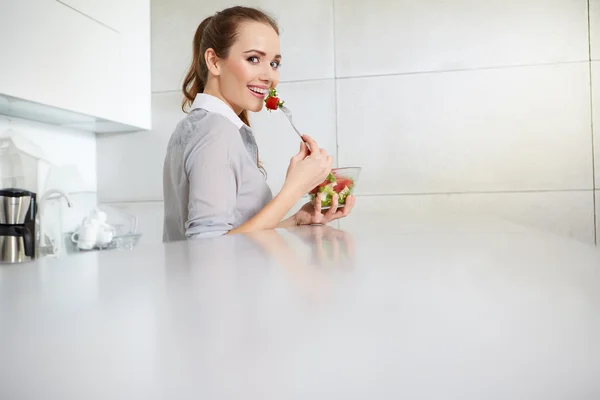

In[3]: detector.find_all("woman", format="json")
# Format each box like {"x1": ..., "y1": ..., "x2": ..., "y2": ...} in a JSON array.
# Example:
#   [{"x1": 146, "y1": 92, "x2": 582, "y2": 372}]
[{"x1": 162, "y1": 6, "x2": 355, "y2": 242}]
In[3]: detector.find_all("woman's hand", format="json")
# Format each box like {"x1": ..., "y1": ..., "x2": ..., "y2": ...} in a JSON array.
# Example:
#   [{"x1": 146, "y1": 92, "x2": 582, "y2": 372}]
[
  {"x1": 282, "y1": 135, "x2": 332, "y2": 198},
  {"x1": 293, "y1": 193, "x2": 356, "y2": 226}
]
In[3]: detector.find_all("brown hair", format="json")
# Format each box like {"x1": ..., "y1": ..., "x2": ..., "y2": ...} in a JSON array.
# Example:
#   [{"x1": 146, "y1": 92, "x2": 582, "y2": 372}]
[{"x1": 181, "y1": 6, "x2": 279, "y2": 127}]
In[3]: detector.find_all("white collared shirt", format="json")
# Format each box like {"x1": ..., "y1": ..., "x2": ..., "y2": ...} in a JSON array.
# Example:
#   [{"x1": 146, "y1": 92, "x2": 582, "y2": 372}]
[
  {"x1": 162, "y1": 94, "x2": 273, "y2": 242},
  {"x1": 190, "y1": 93, "x2": 248, "y2": 130}
]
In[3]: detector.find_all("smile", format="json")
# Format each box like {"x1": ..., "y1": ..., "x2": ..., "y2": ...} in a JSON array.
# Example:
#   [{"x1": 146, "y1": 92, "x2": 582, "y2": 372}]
[{"x1": 248, "y1": 86, "x2": 268, "y2": 98}]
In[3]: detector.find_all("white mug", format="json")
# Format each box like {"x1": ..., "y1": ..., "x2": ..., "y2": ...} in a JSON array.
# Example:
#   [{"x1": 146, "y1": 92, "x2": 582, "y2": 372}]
[
  {"x1": 96, "y1": 223, "x2": 115, "y2": 247},
  {"x1": 71, "y1": 220, "x2": 116, "y2": 250},
  {"x1": 71, "y1": 223, "x2": 97, "y2": 250}
]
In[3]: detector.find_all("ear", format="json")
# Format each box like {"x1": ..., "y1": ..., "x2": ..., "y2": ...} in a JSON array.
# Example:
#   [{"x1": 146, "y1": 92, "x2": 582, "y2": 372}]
[{"x1": 204, "y1": 48, "x2": 221, "y2": 76}]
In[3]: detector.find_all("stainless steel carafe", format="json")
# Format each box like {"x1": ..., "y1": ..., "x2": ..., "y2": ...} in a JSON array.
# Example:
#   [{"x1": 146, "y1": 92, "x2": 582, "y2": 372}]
[{"x1": 0, "y1": 188, "x2": 36, "y2": 264}]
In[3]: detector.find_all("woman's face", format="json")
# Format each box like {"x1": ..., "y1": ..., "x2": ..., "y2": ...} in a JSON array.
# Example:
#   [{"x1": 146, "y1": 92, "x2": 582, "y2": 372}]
[{"x1": 215, "y1": 21, "x2": 281, "y2": 114}]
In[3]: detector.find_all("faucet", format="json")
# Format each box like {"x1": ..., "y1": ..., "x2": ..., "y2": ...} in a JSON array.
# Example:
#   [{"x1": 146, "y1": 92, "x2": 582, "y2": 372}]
[
  {"x1": 38, "y1": 189, "x2": 73, "y2": 257},
  {"x1": 41, "y1": 189, "x2": 73, "y2": 207}
]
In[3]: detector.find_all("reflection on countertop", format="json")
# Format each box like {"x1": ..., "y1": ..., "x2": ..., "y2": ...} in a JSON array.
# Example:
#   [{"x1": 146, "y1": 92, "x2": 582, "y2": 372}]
[{"x1": 1, "y1": 216, "x2": 600, "y2": 399}]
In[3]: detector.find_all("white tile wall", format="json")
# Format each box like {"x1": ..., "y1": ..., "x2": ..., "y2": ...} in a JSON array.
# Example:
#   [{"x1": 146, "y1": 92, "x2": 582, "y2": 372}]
[
  {"x1": 593, "y1": 62, "x2": 600, "y2": 187},
  {"x1": 96, "y1": 0, "x2": 599, "y2": 245},
  {"x1": 596, "y1": 191, "x2": 600, "y2": 239},
  {"x1": 97, "y1": 92, "x2": 185, "y2": 203},
  {"x1": 334, "y1": 0, "x2": 589, "y2": 78},
  {"x1": 151, "y1": 0, "x2": 334, "y2": 92},
  {"x1": 338, "y1": 62, "x2": 593, "y2": 195},
  {"x1": 100, "y1": 201, "x2": 165, "y2": 246},
  {"x1": 592, "y1": 0, "x2": 600, "y2": 60},
  {"x1": 339, "y1": 191, "x2": 595, "y2": 244},
  {"x1": 0, "y1": 115, "x2": 97, "y2": 193}
]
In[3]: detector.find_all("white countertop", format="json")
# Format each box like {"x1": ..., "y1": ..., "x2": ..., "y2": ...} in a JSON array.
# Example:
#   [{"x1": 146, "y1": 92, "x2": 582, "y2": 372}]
[{"x1": 1, "y1": 216, "x2": 600, "y2": 399}]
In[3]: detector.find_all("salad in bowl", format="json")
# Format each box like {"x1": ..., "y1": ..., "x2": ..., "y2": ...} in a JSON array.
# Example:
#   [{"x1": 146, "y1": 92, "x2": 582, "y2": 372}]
[{"x1": 309, "y1": 167, "x2": 361, "y2": 209}]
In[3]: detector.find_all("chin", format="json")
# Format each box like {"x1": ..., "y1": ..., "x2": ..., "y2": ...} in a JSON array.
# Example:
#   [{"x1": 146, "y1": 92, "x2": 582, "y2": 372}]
[{"x1": 246, "y1": 101, "x2": 264, "y2": 113}]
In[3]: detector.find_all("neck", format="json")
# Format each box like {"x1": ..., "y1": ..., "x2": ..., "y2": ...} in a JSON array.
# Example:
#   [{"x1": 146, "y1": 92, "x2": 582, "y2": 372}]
[{"x1": 203, "y1": 81, "x2": 243, "y2": 115}]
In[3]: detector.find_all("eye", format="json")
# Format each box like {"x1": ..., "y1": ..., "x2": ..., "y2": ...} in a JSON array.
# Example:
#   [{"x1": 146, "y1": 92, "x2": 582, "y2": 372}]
[
  {"x1": 270, "y1": 60, "x2": 281, "y2": 69},
  {"x1": 247, "y1": 56, "x2": 260, "y2": 64}
]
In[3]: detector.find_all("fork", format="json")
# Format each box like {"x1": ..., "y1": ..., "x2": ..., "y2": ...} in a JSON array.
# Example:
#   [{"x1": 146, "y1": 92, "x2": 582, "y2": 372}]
[{"x1": 280, "y1": 105, "x2": 311, "y2": 151}]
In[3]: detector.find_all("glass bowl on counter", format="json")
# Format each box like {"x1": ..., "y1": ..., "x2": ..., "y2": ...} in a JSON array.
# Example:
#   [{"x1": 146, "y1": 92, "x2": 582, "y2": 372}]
[{"x1": 308, "y1": 167, "x2": 361, "y2": 210}]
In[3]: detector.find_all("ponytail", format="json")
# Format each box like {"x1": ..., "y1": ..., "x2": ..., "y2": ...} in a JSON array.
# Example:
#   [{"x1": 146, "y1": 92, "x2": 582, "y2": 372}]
[
  {"x1": 238, "y1": 110, "x2": 249, "y2": 126},
  {"x1": 182, "y1": 16, "x2": 213, "y2": 113}
]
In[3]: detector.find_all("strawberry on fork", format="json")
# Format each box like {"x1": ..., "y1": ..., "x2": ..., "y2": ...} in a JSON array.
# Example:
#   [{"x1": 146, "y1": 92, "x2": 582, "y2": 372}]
[{"x1": 264, "y1": 88, "x2": 285, "y2": 111}]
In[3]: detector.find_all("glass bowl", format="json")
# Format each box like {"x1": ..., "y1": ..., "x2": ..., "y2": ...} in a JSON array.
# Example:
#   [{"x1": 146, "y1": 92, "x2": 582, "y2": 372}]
[{"x1": 308, "y1": 167, "x2": 361, "y2": 209}]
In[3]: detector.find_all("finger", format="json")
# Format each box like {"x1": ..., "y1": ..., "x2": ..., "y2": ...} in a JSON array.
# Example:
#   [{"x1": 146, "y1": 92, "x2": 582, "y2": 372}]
[
  {"x1": 314, "y1": 193, "x2": 323, "y2": 215},
  {"x1": 330, "y1": 196, "x2": 353, "y2": 221},
  {"x1": 325, "y1": 194, "x2": 339, "y2": 219},
  {"x1": 335, "y1": 198, "x2": 353, "y2": 219},
  {"x1": 291, "y1": 141, "x2": 308, "y2": 162},
  {"x1": 302, "y1": 135, "x2": 321, "y2": 155},
  {"x1": 299, "y1": 141, "x2": 309, "y2": 159},
  {"x1": 301, "y1": 137, "x2": 312, "y2": 154},
  {"x1": 290, "y1": 143, "x2": 302, "y2": 162},
  {"x1": 341, "y1": 195, "x2": 355, "y2": 216}
]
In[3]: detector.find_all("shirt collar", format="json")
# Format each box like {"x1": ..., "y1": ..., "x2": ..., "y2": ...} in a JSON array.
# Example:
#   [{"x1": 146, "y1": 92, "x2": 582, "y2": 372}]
[{"x1": 191, "y1": 93, "x2": 248, "y2": 130}]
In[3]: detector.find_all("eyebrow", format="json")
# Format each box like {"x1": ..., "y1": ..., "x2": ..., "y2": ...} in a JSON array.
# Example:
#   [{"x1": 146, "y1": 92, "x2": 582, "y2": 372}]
[{"x1": 244, "y1": 49, "x2": 282, "y2": 59}]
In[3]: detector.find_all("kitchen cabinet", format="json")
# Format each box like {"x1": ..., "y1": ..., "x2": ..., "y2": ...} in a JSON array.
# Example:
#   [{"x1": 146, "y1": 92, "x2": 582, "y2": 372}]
[
  {"x1": 0, "y1": 0, "x2": 151, "y2": 133},
  {"x1": 56, "y1": 0, "x2": 122, "y2": 32}
]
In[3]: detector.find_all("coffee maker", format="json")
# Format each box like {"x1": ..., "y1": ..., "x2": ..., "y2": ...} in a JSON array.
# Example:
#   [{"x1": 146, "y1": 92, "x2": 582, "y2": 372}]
[{"x1": 0, "y1": 188, "x2": 37, "y2": 264}]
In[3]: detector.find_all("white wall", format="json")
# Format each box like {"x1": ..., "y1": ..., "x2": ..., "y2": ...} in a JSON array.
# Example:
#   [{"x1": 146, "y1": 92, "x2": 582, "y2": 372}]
[
  {"x1": 97, "y1": 0, "x2": 600, "y2": 245},
  {"x1": 0, "y1": 116, "x2": 97, "y2": 191}
]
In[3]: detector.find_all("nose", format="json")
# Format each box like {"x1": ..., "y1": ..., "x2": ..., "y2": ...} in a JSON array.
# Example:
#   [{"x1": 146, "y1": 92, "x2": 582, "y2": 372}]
[{"x1": 258, "y1": 63, "x2": 276, "y2": 85}]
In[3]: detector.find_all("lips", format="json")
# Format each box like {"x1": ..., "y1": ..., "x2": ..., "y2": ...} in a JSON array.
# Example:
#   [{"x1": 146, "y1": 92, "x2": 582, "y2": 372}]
[{"x1": 248, "y1": 85, "x2": 268, "y2": 98}]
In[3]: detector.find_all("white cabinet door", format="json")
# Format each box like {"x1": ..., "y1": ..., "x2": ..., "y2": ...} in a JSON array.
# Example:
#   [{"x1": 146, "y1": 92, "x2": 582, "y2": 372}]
[
  {"x1": 0, "y1": 0, "x2": 151, "y2": 132},
  {"x1": 114, "y1": 0, "x2": 152, "y2": 130},
  {"x1": 56, "y1": 0, "x2": 122, "y2": 31},
  {"x1": 0, "y1": 0, "x2": 120, "y2": 122}
]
